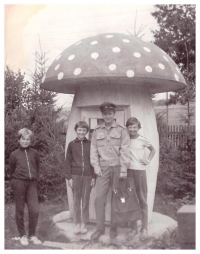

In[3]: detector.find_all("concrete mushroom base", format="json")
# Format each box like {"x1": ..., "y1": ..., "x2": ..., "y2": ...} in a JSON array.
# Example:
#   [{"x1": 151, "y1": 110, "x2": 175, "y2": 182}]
[{"x1": 42, "y1": 211, "x2": 177, "y2": 249}]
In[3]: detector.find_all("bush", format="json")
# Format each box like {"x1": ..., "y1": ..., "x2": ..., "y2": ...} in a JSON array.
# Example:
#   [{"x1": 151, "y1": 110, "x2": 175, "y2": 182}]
[
  {"x1": 5, "y1": 63, "x2": 68, "y2": 204},
  {"x1": 157, "y1": 132, "x2": 195, "y2": 199},
  {"x1": 5, "y1": 106, "x2": 68, "y2": 203}
]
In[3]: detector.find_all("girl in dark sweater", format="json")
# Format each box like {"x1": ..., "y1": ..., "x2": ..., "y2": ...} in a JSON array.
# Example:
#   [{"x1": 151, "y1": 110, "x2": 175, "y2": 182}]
[{"x1": 64, "y1": 121, "x2": 96, "y2": 234}]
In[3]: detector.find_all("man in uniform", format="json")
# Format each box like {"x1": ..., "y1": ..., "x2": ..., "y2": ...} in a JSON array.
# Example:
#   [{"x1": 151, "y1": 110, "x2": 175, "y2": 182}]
[{"x1": 90, "y1": 102, "x2": 130, "y2": 240}]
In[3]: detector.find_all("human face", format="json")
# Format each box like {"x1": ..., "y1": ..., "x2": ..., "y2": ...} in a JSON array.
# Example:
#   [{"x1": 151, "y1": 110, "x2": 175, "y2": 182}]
[
  {"x1": 127, "y1": 124, "x2": 139, "y2": 138},
  {"x1": 76, "y1": 127, "x2": 88, "y2": 140},
  {"x1": 102, "y1": 111, "x2": 115, "y2": 125},
  {"x1": 19, "y1": 135, "x2": 31, "y2": 148}
]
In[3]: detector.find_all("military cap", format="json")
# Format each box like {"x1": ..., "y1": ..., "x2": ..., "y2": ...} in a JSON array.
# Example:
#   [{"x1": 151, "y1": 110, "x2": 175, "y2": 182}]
[{"x1": 99, "y1": 102, "x2": 116, "y2": 112}]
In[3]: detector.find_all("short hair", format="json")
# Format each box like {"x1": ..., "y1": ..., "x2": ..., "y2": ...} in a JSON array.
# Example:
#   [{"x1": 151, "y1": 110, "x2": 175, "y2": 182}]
[
  {"x1": 74, "y1": 121, "x2": 90, "y2": 133},
  {"x1": 18, "y1": 128, "x2": 33, "y2": 141},
  {"x1": 126, "y1": 117, "x2": 141, "y2": 129}
]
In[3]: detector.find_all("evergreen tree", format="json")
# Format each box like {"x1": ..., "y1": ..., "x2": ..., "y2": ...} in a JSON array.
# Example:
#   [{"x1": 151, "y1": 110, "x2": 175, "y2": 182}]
[
  {"x1": 5, "y1": 49, "x2": 67, "y2": 202},
  {"x1": 151, "y1": 4, "x2": 195, "y2": 126}
]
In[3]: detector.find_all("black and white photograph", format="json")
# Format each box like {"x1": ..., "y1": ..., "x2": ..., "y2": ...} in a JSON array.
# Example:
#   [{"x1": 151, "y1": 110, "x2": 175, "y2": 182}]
[{"x1": 4, "y1": 1, "x2": 196, "y2": 250}]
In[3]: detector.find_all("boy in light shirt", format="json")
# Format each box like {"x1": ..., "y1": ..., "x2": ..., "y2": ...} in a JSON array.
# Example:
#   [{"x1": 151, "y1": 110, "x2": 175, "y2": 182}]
[{"x1": 126, "y1": 117, "x2": 156, "y2": 240}]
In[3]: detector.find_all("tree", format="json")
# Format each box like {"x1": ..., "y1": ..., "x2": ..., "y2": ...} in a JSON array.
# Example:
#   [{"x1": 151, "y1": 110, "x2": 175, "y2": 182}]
[
  {"x1": 5, "y1": 66, "x2": 30, "y2": 167},
  {"x1": 22, "y1": 48, "x2": 56, "y2": 110},
  {"x1": 151, "y1": 4, "x2": 195, "y2": 126},
  {"x1": 5, "y1": 66, "x2": 29, "y2": 115},
  {"x1": 5, "y1": 49, "x2": 67, "y2": 202}
]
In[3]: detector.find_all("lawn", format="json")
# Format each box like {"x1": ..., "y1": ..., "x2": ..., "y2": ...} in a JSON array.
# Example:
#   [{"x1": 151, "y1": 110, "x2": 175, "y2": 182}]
[
  {"x1": 5, "y1": 198, "x2": 70, "y2": 249},
  {"x1": 5, "y1": 192, "x2": 194, "y2": 250}
]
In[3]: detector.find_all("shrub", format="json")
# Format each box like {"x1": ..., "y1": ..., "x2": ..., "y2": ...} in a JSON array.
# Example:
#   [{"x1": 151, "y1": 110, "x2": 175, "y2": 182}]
[
  {"x1": 157, "y1": 132, "x2": 195, "y2": 199},
  {"x1": 5, "y1": 106, "x2": 68, "y2": 203}
]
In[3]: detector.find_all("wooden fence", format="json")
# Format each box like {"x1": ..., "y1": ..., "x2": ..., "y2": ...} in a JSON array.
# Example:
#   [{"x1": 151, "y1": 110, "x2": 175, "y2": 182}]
[{"x1": 158, "y1": 125, "x2": 195, "y2": 149}]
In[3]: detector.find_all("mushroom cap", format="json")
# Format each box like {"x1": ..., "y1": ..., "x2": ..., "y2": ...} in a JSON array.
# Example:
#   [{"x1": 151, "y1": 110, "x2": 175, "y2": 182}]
[{"x1": 41, "y1": 33, "x2": 186, "y2": 94}]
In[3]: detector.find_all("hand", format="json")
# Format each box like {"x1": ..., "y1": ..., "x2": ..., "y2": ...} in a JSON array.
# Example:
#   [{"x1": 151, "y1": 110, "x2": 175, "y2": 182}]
[
  {"x1": 119, "y1": 172, "x2": 127, "y2": 179},
  {"x1": 68, "y1": 179, "x2": 74, "y2": 188},
  {"x1": 139, "y1": 159, "x2": 150, "y2": 165},
  {"x1": 91, "y1": 178, "x2": 96, "y2": 188},
  {"x1": 95, "y1": 168, "x2": 102, "y2": 177}
]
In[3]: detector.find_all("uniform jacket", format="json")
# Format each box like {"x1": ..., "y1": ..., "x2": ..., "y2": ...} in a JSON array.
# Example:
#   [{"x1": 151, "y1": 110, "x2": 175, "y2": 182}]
[
  {"x1": 90, "y1": 121, "x2": 130, "y2": 174},
  {"x1": 64, "y1": 137, "x2": 95, "y2": 180},
  {"x1": 9, "y1": 147, "x2": 40, "y2": 180}
]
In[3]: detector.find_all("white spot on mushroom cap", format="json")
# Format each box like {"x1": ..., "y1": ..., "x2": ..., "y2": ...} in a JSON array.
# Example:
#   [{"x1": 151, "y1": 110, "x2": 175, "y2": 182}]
[
  {"x1": 126, "y1": 70, "x2": 134, "y2": 78},
  {"x1": 123, "y1": 39, "x2": 130, "y2": 43},
  {"x1": 91, "y1": 40, "x2": 98, "y2": 45},
  {"x1": 68, "y1": 55, "x2": 75, "y2": 60},
  {"x1": 91, "y1": 52, "x2": 99, "y2": 60},
  {"x1": 75, "y1": 41, "x2": 82, "y2": 45},
  {"x1": 56, "y1": 55, "x2": 61, "y2": 60},
  {"x1": 176, "y1": 67, "x2": 181, "y2": 73},
  {"x1": 112, "y1": 47, "x2": 121, "y2": 53},
  {"x1": 42, "y1": 75, "x2": 46, "y2": 83},
  {"x1": 174, "y1": 74, "x2": 179, "y2": 81},
  {"x1": 163, "y1": 55, "x2": 169, "y2": 62},
  {"x1": 105, "y1": 35, "x2": 114, "y2": 38},
  {"x1": 158, "y1": 63, "x2": 165, "y2": 70},
  {"x1": 74, "y1": 68, "x2": 81, "y2": 76},
  {"x1": 58, "y1": 72, "x2": 64, "y2": 80},
  {"x1": 109, "y1": 64, "x2": 116, "y2": 71},
  {"x1": 145, "y1": 66, "x2": 152, "y2": 73},
  {"x1": 134, "y1": 52, "x2": 141, "y2": 58},
  {"x1": 143, "y1": 47, "x2": 151, "y2": 52},
  {"x1": 55, "y1": 64, "x2": 60, "y2": 70}
]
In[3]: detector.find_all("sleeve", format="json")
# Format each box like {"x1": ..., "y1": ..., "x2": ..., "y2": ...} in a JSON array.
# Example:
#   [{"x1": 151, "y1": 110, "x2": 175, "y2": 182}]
[
  {"x1": 91, "y1": 165, "x2": 97, "y2": 179},
  {"x1": 90, "y1": 130, "x2": 101, "y2": 174},
  {"x1": 9, "y1": 152, "x2": 16, "y2": 179},
  {"x1": 64, "y1": 142, "x2": 73, "y2": 180},
  {"x1": 119, "y1": 128, "x2": 130, "y2": 173},
  {"x1": 87, "y1": 141, "x2": 96, "y2": 179},
  {"x1": 143, "y1": 137, "x2": 152, "y2": 148},
  {"x1": 35, "y1": 151, "x2": 40, "y2": 180}
]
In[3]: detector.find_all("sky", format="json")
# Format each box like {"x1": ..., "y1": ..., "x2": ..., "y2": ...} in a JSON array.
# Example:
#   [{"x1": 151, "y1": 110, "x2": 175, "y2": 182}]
[
  {"x1": 4, "y1": 2, "x2": 169, "y2": 108},
  {"x1": 3, "y1": 1, "x2": 198, "y2": 108}
]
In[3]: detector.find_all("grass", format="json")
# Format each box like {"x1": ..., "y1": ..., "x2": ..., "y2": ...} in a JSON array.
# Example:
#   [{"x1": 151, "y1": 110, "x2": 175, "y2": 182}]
[{"x1": 5, "y1": 198, "x2": 70, "y2": 249}]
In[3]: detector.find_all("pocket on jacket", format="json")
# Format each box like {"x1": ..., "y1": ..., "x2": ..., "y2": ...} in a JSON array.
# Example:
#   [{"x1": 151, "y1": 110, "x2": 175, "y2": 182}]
[
  {"x1": 110, "y1": 132, "x2": 121, "y2": 146},
  {"x1": 96, "y1": 133, "x2": 105, "y2": 147}
]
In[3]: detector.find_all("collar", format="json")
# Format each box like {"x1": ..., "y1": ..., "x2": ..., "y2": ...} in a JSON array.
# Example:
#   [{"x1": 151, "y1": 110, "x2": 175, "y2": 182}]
[
  {"x1": 19, "y1": 146, "x2": 30, "y2": 150},
  {"x1": 100, "y1": 120, "x2": 117, "y2": 129},
  {"x1": 74, "y1": 137, "x2": 88, "y2": 142}
]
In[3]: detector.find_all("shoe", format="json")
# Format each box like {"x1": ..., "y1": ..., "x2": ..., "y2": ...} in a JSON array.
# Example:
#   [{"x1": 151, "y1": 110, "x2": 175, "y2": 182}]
[
  {"x1": 125, "y1": 229, "x2": 137, "y2": 241},
  {"x1": 140, "y1": 228, "x2": 148, "y2": 241},
  {"x1": 81, "y1": 223, "x2": 88, "y2": 234},
  {"x1": 20, "y1": 235, "x2": 29, "y2": 246},
  {"x1": 74, "y1": 224, "x2": 81, "y2": 234},
  {"x1": 110, "y1": 227, "x2": 118, "y2": 238},
  {"x1": 90, "y1": 230, "x2": 105, "y2": 240},
  {"x1": 29, "y1": 236, "x2": 42, "y2": 245}
]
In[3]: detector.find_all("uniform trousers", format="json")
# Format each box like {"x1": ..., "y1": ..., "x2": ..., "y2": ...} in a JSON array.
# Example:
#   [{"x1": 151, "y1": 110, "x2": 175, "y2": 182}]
[
  {"x1": 11, "y1": 178, "x2": 39, "y2": 237},
  {"x1": 95, "y1": 165, "x2": 121, "y2": 231}
]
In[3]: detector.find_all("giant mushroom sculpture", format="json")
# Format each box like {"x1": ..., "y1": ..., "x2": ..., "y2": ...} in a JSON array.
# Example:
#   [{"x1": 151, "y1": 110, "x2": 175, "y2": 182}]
[{"x1": 41, "y1": 33, "x2": 186, "y2": 223}]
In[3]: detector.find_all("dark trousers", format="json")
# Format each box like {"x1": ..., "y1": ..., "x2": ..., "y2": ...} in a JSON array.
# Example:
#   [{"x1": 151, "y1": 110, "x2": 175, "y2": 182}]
[
  {"x1": 95, "y1": 166, "x2": 121, "y2": 231},
  {"x1": 131, "y1": 170, "x2": 148, "y2": 230},
  {"x1": 72, "y1": 175, "x2": 92, "y2": 224},
  {"x1": 11, "y1": 178, "x2": 39, "y2": 237}
]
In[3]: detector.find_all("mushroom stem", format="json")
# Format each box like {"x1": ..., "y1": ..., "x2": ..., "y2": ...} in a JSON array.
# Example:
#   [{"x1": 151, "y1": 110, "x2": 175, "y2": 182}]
[{"x1": 65, "y1": 83, "x2": 159, "y2": 223}]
